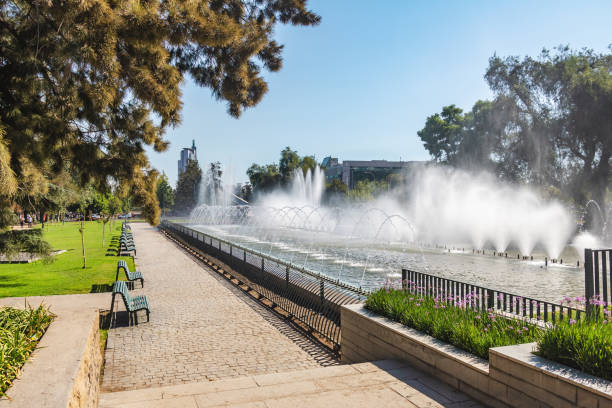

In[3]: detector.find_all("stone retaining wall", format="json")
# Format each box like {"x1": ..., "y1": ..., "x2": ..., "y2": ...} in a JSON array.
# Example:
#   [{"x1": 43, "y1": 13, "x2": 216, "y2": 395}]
[
  {"x1": 69, "y1": 313, "x2": 102, "y2": 408},
  {"x1": 341, "y1": 303, "x2": 612, "y2": 408}
]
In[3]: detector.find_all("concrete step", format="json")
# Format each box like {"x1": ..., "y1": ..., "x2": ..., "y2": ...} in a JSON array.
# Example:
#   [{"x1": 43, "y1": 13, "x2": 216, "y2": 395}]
[{"x1": 99, "y1": 360, "x2": 483, "y2": 408}]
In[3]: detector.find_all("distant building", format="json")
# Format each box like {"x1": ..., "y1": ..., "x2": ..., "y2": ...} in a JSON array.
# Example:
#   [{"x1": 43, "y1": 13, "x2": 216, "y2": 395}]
[
  {"x1": 322, "y1": 157, "x2": 427, "y2": 189},
  {"x1": 178, "y1": 140, "x2": 197, "y2": 176}
]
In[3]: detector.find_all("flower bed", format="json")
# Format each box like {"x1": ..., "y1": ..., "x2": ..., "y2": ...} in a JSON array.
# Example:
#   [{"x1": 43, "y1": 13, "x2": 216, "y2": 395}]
[
  {"x1": 536, "y1": 297, "x2": 611, "y2": 381},
  {"x1": 365, "y1": 288, "x2": 540, "y2": 359},
  {"x1": 0, "y1": 305, "x2": 54, "y2": 395}
]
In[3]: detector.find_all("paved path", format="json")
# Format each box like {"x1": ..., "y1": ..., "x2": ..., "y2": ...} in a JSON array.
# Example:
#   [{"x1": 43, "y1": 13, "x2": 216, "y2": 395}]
[
  {"x1": 102, "y1": 224, "x2": 333, "y2": 392},
  {"x1": 100, "y1": 359, "x2": 483, "y2": 408}
]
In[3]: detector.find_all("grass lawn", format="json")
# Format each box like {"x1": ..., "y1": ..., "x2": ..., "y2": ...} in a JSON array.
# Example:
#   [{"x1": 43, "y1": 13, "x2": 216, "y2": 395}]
[{"x1": 0, "y1": 221, "x2": 135, "y2": 298}]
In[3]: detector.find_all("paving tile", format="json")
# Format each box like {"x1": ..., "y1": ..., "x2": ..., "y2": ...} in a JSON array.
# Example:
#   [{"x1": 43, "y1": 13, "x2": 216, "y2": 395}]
[
  {"x1": 101, "y1": 224, "x2": 334, "y2": 392},
  {"x1": 263, "y1": 385, "x2": 418, "y2": 408}
]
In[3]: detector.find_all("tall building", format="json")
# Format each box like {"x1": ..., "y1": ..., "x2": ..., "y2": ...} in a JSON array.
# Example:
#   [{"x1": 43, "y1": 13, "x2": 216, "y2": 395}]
[
  {"x1": 322, "y1": 157, "x2": 427, "y2": 189},
  {"x1": 178, "y1": 140, "x2": 197, "y2": 175}
]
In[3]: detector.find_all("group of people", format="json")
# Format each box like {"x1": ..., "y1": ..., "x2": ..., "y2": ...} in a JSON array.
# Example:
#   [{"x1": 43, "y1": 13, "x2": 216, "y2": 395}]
[{"x1": 18, "y1": 213, "x2": 33, "y2": 228}]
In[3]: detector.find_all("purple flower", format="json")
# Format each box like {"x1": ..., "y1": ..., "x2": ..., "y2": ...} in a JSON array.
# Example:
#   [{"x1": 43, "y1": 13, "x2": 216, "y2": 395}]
[{"x1": 569, "y1": 319, "x2": 576, "y2": 325}]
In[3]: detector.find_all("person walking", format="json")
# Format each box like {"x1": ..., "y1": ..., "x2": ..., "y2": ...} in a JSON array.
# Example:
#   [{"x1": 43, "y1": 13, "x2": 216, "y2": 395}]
[
  {"x1": 26, "y1": 213, "x2": 32, "y2": 228},
  {"x1": 19, "y1": 214, "x2": 24, "y2": 229}
]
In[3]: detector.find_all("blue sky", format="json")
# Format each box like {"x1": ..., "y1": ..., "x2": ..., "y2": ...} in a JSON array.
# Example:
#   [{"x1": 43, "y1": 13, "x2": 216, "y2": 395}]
[{"x1": 150, "y1": 0, "x2": 612, "y2": 185}]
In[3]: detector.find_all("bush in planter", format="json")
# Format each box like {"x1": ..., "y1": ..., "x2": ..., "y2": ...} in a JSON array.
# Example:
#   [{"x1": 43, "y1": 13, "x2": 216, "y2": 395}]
[
  {"x1": 365, "y1": 287, "x2": 541, "y2": 360},
  {"x1": 0, "y1": 305, "x2": 54, "y2": 395},
  {"x1": 536, "y1": 298, "x2": 611, "y2": 381},
  {"x1": 0, "y1": 229, "x2": 52, "y2": 262}
]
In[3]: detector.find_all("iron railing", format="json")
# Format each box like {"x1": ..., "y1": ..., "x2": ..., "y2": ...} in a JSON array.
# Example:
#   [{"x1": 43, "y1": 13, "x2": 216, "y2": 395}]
[
  {"x1": 402, "y1": 268, "x2": 583, "y2": 324},
  {"x1": 160, "y1": 221, "x2": 366, "y2": 352},
  {"x1": 585, "y1": 249, "x2": 611, "y2": 316}
]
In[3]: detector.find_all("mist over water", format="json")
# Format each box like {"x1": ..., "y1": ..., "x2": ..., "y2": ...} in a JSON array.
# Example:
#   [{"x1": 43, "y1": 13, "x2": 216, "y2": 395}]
[
  {"x1": 405, "y1": 167, "x2": 575, "y2": 258},
  {"x1": 187, "y1": 165, "x2": 592, "y2": 300},
  {"x1": 217, "y1": 166, "x2": 576, "y2": 259}
]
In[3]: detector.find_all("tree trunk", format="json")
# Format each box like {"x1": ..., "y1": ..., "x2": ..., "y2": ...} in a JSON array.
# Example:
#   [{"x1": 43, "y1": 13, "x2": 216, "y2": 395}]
[{"x1": 80, "y1": 217, "x2": 86, "y2": 269}]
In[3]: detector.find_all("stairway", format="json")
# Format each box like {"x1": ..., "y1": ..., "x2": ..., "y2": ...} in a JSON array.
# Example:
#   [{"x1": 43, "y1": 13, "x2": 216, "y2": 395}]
[{"x1": 99, "y1": 360, "x2": 482, "y2": 408}]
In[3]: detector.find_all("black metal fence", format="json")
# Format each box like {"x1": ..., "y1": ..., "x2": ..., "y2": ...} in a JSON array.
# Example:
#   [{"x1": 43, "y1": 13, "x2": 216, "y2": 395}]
[
  {"x1": 584, "y1": 249, "x2": 612, "y2": 316},
  {"x1": 402, "y1": 268, "x2": 583, "y2": 324},
  {"x1": 160, "y1": 221, "x2": 366, "y2": 352}
]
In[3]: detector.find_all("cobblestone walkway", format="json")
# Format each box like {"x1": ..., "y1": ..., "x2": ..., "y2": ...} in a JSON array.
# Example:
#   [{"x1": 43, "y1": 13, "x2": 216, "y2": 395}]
[{"x1": 102, "y1": 224, "x2": 334, "y2": 392}]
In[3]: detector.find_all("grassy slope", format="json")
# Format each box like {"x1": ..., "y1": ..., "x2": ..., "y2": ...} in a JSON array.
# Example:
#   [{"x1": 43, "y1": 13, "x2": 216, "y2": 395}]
[{"x1": 0, "y1": 221, "x2": 135, "y2": 297}]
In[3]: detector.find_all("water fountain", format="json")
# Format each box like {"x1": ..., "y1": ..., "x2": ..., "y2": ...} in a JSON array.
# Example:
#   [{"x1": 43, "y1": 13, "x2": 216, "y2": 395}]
[{"x1": 188, "y1": 166, "x2": 587, "y2": 302}]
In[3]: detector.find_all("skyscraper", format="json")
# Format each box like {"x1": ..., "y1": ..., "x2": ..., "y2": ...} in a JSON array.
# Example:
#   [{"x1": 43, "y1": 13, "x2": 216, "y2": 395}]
[{"x1": 178, "y1": 140, "x2": 197, "y2": 175}]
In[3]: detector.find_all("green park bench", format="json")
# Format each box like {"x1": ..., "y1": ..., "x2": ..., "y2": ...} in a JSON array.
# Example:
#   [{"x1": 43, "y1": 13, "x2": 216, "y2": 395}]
[
  {"x1": 110, "y1": 280, "x2": 150, "y2": 325},
  {"x1": 119, "y1": 235, "x2": 136, "y2": 255},
  {"x1": 116, "y1": 260, "x2": 144, "y2": 288}
]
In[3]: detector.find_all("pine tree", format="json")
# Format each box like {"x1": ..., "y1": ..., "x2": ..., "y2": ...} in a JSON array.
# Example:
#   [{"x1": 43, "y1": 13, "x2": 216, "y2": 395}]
[
  {"x1": 174, "y1": 161, "x2": 202, "y2": 214},
  {"x1": 0, "y1": 0, "x2": 320, "y2": 227}
]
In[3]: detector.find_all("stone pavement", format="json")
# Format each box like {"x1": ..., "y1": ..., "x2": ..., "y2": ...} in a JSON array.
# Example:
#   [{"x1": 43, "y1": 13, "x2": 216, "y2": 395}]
[
  {"x1": 102, "y1": 223, "x2": 335, "y2": 392},
  {"x1": 99, "y1": 359, "x2": 484, "y2": 408}
]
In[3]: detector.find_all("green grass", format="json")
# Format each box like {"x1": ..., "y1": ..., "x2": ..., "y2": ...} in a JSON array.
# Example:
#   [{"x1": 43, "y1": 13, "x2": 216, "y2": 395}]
[
  {"x1": 0, "y1": 221, "x2": 134, "y2": 297},
  {"x1": 365, "y1": 288, "x2": 541, "y2": 360},
  {"x1": 0, "y1": 305, "x2": 54, "y2": 395}
]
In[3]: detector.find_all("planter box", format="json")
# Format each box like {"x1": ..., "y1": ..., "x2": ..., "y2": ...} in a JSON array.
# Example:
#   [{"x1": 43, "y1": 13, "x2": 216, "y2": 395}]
[
  {"x1": 341, "y1": 303, "x2": 612, "y2": 408},
  {"x1": 0, "y1": 310, "x2": 102, "y2": 408}
]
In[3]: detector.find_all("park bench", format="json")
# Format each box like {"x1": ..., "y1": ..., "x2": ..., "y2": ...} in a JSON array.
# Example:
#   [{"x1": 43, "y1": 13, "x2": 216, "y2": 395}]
[
  {"x1": 119, "y1": 232, "x2": 136, "y2": 255},
  {"x1": 116, "y1": 260, "x2": 144, "y2": 288},
  {"x1": 110, "y1": 280, "x2": 150, "y2": 325},
  {"x1": 119, "y1": 240, "x2": 136, "y2": 255}
]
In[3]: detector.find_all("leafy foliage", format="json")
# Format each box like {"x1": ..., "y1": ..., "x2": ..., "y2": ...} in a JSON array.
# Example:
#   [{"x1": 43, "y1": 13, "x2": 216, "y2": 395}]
[
  {"x1": 0, "y1": 0, "x2": 319, "y2": 226},
  {"x1": 247, "y1": 146, "x2": 319, "y2": 194},
  {"x1": 536, "y1": 319, "x2": 611, "y2": 381},
  {"x1": 174, "y1": 160, "x2": 202, "y2": 214},
  {"x1": 156, "y1": 173, "x2": 175, "y2": 215},
  {"x1": 347, "y1": 180, "x2": 389, "y2": 201},
  {"x1": 0, "y1": 229, "x2": 52, "y2": 261},
  {"x1": 0, "y1": 305, "x2": 54, "y2": 396},
  {"x1": 323, "y1": 178, "x2": 348, "y2": 204},
  {"x1": 365, "y1": 288, "x2": 540, "y2": 360},
  {"x1": 419, "y1": 46, "x2": 612, "y2": 204}
]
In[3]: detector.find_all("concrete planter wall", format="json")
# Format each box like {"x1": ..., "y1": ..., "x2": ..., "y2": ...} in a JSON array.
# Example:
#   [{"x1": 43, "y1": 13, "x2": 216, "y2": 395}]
[
  {"x1": 0, "y1": 311, "x2": 102, "y2": 408},
  {"x1": 341, "y1": 303, "x2": 612, "y2": 408}
]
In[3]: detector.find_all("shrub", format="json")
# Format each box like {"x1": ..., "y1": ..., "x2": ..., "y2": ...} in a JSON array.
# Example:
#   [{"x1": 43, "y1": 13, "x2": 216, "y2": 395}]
[
  {"x1": 0, "y1": 229, "x2": 52, "y2": 261},
  {"x1": 365, "y1": 288, "x2": 540, "y2": 360},
  {"x1": 0, "y1": 305, "x2": 54, "y2": 395}
]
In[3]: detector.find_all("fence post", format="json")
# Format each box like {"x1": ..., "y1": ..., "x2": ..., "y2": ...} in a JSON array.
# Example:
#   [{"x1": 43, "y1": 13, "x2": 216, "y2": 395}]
[
  {"x1": 486, "y1": 289, "x2": 494, "y2": 310},
  {"x1": 286, "y1": 266, "x2": 290, "y2": 289},
  {"x1": 585, "y1": 249, "x2": 594, "y2": 318},
  {"x1": 320, "y1": 279, "x2": 324, "y2": 304},
  {"x1": 401, "y1": 269, "x2": 407, "y2": 290}
]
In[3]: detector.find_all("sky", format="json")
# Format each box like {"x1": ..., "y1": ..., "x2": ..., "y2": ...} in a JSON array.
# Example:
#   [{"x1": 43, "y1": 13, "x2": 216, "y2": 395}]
[{"x1": 149, "y1": 0, "x2": 612, "y2": 185}]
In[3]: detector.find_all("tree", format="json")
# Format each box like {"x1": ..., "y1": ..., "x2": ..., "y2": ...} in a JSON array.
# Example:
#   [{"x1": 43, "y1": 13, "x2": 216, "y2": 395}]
[
  {"x1": 76, "y1": 187, "x2": 96, "y2": 269},
  {"x1": 174, "y1": 161, "x2": 202, "y2": 214},
  {"x1": 97, "y1": 193, "x2": 111, "y2": 247},
  {"x1": 0, "y1": 0, "x2": 320, "y2": 228},
  {"x1": 156, "y1": 173, "x2": 175, "y2": 216},
  {"x1": 417, "y1": 105, "x2": 465, "y2": 164},
  {"x1": 107, "y1": 193, "x2": 121, "y2": 230},
  {"x1": 248, "y1": 147, "x2": 320, "y2": 195},
  {"x1": 279, "y1": 147, "x2": 301, "y2": 185},
  {"x1": 247, "y1": 163, "x2": 281, "y2": 193},
  {"x1": 300, "y1": 156, "x2": 317, "y2": 175},
  {"x1": 348, "y1": 180, "x2": 389, "y2": 202},
  {"x1": 324, "y1": 178, "x2": 348, "y2": 204},
  {"x1": 486, "y1": 46, "x2": 612, "y2": 204}
]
